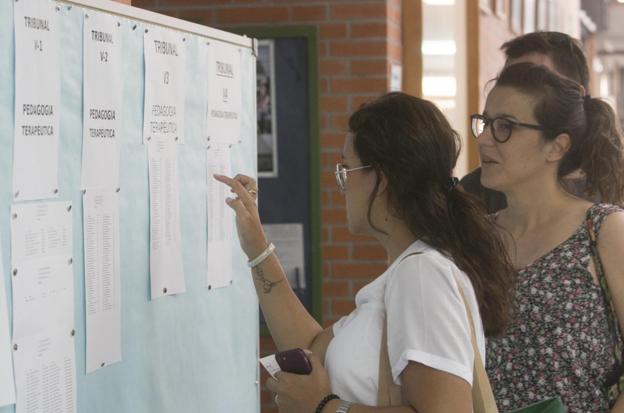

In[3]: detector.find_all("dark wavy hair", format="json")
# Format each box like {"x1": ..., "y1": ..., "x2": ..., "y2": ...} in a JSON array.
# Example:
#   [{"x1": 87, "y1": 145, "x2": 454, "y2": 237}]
[
  {"x1": 349, "y1": 92, "x2": 515, "y2": 336},
  {"x1": 496, "y1": 63, "x2": 624, "y2": 204},
  {"x1": 502, "y1": 31, "x2": 589, "y2": 90}
]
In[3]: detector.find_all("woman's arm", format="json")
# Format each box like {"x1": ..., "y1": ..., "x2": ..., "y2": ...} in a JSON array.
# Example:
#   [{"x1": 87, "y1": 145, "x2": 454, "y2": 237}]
[
  {"x1": 596, "y1": 212, "x2": 624, "y2": 413},
  {"x1": 336, "y1": 362, "x2": 471, "y2": 413},
  {"x1": 214, "y1": 174, "x2": 323, "y2": 351},
  {"x1": 252, "y1": 253, "x2": 324, "y2": 350},
  {"x1": 270, "y1": 359, "x2": 472, "y2": 413}
]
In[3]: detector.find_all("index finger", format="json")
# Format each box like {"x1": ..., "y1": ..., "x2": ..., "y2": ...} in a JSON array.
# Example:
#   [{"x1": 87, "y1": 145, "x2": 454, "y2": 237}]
[
  {"x1": 213, "y1": 174, "x2": 237, "y2": 190},
  {"x1": 213, "y1": 174, "x2": 256, "y2": 208}
]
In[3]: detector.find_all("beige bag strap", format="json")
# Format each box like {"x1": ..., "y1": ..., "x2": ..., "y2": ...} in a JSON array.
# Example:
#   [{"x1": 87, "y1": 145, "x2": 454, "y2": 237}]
[
  {"x1": 377, "y1": 252, "x2": 425, "y2": 406},
  {"x1": 376, "y1": 249, "x2": 499, "y2": 411},
  {"x1": 456, "y1": 285, "x2": 499, "y2": 413},
  {"x1": 378, "y1": 320, "x2": 404, "y2": 406}
]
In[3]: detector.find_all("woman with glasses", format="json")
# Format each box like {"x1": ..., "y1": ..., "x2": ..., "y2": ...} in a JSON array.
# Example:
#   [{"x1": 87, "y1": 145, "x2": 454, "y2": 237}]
[
  {"x1": 214, "y1": 92, "x2": 515, "y2": 413},
  {"x1": 471, "y1": 63, "x2": 624, "y2": 412}
]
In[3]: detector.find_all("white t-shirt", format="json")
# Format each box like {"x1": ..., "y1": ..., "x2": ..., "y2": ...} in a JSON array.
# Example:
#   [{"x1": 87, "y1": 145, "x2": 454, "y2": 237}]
[{"x1": 324, "y1": 240, "x2": 485, "y2": 406}]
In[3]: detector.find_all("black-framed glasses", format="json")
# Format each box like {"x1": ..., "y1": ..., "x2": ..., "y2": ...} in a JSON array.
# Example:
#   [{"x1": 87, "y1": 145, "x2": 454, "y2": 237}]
[
  {"x1": 335, "y1": 163, "x2": 371, "y2": 192},
  {"x1": 470, "y1": 114, "x2": 547, "y2": 143}
]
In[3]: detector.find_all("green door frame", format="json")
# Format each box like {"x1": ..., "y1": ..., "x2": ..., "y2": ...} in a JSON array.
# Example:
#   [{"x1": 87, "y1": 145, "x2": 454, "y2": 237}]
[{"x1": 230, "y1": 26, "x2": 322, "y2": 333}]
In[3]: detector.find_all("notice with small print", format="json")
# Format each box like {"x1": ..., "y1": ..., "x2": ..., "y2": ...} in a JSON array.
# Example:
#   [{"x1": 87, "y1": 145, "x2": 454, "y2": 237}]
[
  {"x1": 83, "y1": 188, "x2": 121, "y2": 372},
  {"x1": 0, "y1": 240, "x2": 16, "y2": 407},
  {"x1": 12, "y1": 330, "x2": 76, "y2": 413},
  {"x1": 148, "y1": 138, "x2": 186, "y2": 299},
  {"x1": 10, "y1": 201, "x2": 74, "y2": 339},
  {"x1": 10, "y1": 201, "x2": 76, "y2": 413},
  {"x1": 206, "y1": 144, "x2": 232, "y2": 289}
]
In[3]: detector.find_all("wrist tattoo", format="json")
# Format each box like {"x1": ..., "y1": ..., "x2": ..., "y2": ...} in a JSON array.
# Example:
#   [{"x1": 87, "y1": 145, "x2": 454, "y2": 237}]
[{"x1": 253, "y1": 265, "x2": 283, "y2": 294}]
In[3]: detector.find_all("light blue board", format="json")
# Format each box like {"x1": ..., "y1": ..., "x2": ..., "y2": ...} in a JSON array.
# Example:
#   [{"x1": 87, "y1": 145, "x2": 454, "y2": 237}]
[{"x1": 0, "y1": 1, "x2": 260, "y2": 412}]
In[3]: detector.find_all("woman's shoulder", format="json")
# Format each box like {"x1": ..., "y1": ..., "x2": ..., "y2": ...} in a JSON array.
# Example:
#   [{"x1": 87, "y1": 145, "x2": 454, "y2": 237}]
[
  {"x1": 590, "y1": 202, "x2": 624, "y2": 216},
  {"x1": 388, "y1": 243, "x2": 460, "y2": 292},
  {"x1": 396, "y1": 242, "x2": 455, "y2": 270},
  {"x1": 589, "y1": 203, "x2": 624, "y2": 235}
]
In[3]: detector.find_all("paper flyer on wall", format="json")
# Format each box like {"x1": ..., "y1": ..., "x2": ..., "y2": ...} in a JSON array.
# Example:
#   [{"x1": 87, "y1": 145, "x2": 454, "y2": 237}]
[
  {"x1": 206, "y1": 144, "x2": 233, "y2": 289},
  {"x1": 83, "y1": 188, "x2": 122, "y2": 372},
  {"x1": 12, "y1": 330, "x2": 76, "y2": 413},
  {"x1": 10, "y1": 201, "x2": 73, "y2": 264},
  {"x1": 206, "y1": 40, "x2": 242, "y2": 145},
  {"x1": 10, "y1": 257, "x2": 74, "y2": 343},
  {"x1": 0, "y1": 239, "x2": 16, "y2": 407},
  {"x1": 13, "y1": 0, "x2": 60, "y2": 201},
  {"x1": 262, "y1": 223, "x2": 306, "y2": 290},
  {"x1": 10, "y1": 201, "x2": 74, "y2": 340},
  {"x1": 148, "y1": 138, "x2": 186, "y2": 299},
  {"x1": 82, "y1": 11, "x2": 122, "y2": 190},
  {"x1": 143, "y1": 25, "x2": 186, "y2": 144},
  {"x1": 10, "y1": 201, "x2": 76, "y2": 413}
]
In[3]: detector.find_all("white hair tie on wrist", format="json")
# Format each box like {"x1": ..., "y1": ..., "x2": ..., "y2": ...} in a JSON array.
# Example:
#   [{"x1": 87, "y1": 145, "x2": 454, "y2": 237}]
[{"x1": 247, "y1": 243, "x2": 275, "y2": 268}]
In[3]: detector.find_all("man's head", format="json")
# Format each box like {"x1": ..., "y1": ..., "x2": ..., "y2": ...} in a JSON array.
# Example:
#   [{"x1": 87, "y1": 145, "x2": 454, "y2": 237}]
[{"x1": 501, "y1": 31, "x2": 589, "y2": 91}]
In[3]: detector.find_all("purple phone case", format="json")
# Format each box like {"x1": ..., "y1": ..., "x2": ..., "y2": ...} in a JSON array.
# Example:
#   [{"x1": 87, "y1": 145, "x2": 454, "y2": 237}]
[{"x1": 275, "y1": 348, "x2": 312, "y2": 375}]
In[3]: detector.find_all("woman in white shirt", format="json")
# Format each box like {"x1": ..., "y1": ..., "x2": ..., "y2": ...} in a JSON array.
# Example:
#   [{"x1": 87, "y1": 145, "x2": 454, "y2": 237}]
[{"x1": 214, "y1": 92, "x2": 515, "y2": 413}]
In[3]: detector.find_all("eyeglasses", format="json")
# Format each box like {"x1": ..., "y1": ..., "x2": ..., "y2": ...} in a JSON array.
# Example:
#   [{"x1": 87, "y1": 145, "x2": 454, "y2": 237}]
[
  {"x1": 470, "y1": 114, "x2": 547, "y2": 143},
  {"x1": 335, "y1": 163, "x2": 371, "y2": 192}
]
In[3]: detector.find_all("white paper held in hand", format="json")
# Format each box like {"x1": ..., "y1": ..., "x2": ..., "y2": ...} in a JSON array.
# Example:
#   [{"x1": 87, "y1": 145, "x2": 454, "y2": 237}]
[{"x1": 259, "y1": 354, "x2": 281, "y2": 379}]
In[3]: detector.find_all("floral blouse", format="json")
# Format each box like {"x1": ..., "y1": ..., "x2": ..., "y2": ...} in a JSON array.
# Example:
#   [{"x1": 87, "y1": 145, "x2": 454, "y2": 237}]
[{"x1": 486, "y1": 204, "x2": 623, "y2": 412}]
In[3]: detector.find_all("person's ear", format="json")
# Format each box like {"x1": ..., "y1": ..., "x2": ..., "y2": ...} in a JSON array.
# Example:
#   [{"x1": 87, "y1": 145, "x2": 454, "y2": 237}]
[
  {"x1": 377, "y1": 170, "x2": 388, "y2": 195},
  {"x1": 546, "y1": 132, "x2": 571, "y2": 163}
]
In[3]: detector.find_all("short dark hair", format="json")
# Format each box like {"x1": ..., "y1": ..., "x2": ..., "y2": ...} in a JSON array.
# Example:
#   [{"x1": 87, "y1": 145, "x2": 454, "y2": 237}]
[{"x1": 501, "y1": 31, "x2": 589, "y2": 90}]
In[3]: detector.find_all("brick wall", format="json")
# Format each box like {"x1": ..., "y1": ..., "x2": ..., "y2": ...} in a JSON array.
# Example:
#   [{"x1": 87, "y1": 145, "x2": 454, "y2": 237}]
[{"x1": 131, "y1": 1, "x2": 400, "y2": 411}]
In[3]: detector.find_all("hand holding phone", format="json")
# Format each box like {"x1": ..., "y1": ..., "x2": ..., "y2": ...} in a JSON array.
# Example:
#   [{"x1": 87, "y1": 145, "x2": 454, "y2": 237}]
[{"x1": 259, "y1": 348, "x2": 312, "y2": 378}]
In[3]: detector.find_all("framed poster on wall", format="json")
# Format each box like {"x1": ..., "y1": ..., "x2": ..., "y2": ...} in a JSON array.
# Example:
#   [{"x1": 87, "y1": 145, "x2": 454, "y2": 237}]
[{"x1": 257, "y1": 39, "x2": 278, "y2": 178}]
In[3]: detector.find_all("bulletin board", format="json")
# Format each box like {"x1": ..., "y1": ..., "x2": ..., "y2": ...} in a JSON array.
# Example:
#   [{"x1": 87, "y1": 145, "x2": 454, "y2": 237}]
[{"x1": 0, "y1": 0, "x2": 260, "y2": 412}]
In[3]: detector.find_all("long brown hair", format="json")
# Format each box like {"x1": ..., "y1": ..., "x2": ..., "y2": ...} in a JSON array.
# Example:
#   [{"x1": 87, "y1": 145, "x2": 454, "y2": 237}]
[
  {"x1": 349, "y1": 92, "x2": 515, "y2": 336},
  {"x1": 496, "y1": 63, "x2": 624, "y2": 203}
]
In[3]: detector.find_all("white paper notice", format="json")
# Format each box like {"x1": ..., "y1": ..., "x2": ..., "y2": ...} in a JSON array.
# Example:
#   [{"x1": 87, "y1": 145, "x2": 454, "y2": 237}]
[
  {"x1": 83, "y1": 188, "x2": 121, "y2": 372},
  {"x1": 12, "y1": 330, "x2": 76, "y2": 413},
  {"x1": 10, "y1": 201, "x2": 76, "y2": 413},
  {"x1": 10, "y1": 201, "x2": 74, "y2": 340},
  {"x1": 148, "y1": 138, "x2": 185, "y2": 299},
  {"x1": 10, "y1": 202, "x2": 72, "y2": 264},
  {"x1": 13, "y1": 0, "x2": 60, "y2": 201},
  {"x1": 207, "y1": 41, "x2": 242, "y2": 145},
  {"x1": 206, "y1": 144, "x2": 233, "y2": 289},
  {"x1": 10, "y1": 257, "x2": 74, "y2": 342},
  {"x1": 143, "y1": 26, "x2": 186, "y2": 144},
  {"x1": 263, "y1": 223, "x2": 306, "y2": 290},
  {"x1": 82, "y1": 12, "x2": 122, "y2": 190},
  {"x1": 0, "y1": 241, "x2": 16, "y2": 407}
]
